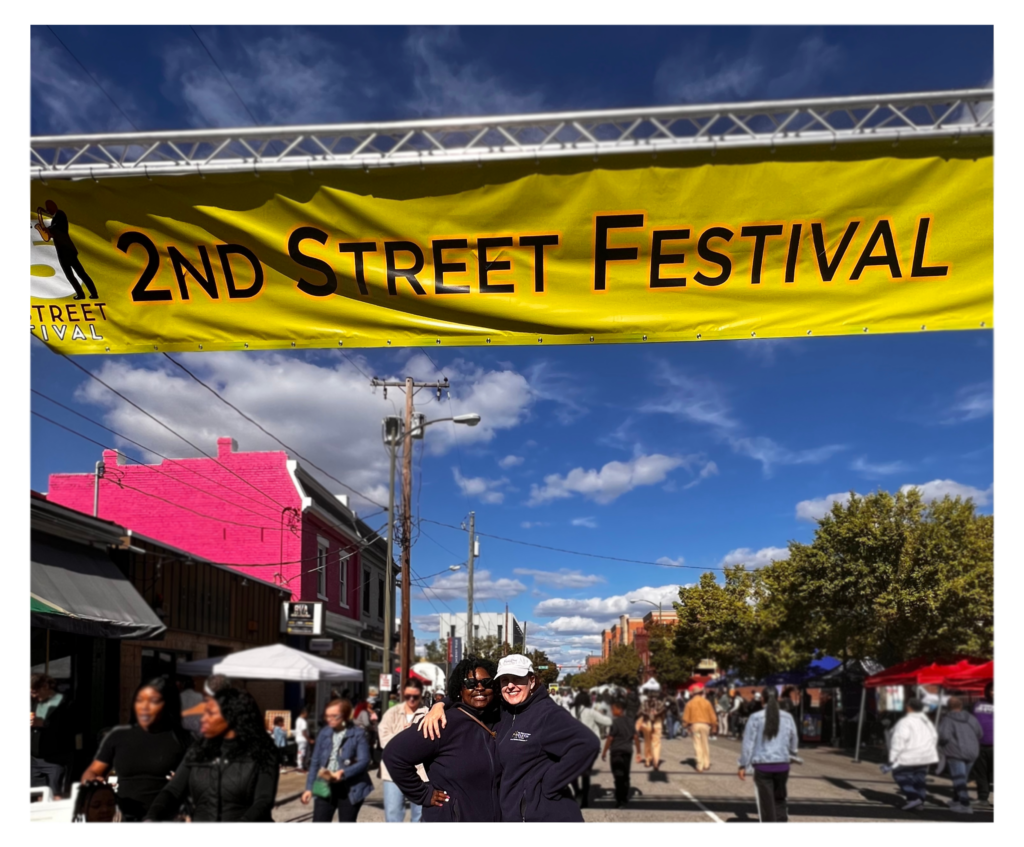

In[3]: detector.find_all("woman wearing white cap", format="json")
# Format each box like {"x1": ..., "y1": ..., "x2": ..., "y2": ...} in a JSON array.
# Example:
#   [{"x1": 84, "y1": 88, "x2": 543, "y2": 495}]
[{"x1": 422, "y1": 653, "x2": 599, "y2": 822}]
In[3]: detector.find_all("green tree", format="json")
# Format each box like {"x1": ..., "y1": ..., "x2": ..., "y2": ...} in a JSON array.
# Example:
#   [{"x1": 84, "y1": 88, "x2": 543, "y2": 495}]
[
  {"x1": 587, "y1": 644, "x2": 643, "y2": 688},
  {"x1": 783, "y1": 488, "x2": 994, "y2": 666},
  {"x1": 468, "y1": 635, "x2": 506, "y2": 663},
  {"x1": 646, "y1": 623, "x2": 691, "y2": 689},
  {"x1": 421, "y1": 640, "x2": 447, "y2": 663},
  {"x1": 673, "y1": 564, "x2": 802, "y2": 679},
  {"x1": 527, "y1": 649, "x2": 560, "y2": 686}
]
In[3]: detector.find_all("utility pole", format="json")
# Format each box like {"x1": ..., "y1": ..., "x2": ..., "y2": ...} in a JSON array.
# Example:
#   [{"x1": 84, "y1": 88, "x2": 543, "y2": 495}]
[
  {"x1": 466, "y1": 511, "x2": 475, "y2": 653},
  {"x1": 381, "y1": 416, "x2": 401, "y2": 688},
  {"x1": 370, "y1": 375, "x2": 449, "y2": 689}
]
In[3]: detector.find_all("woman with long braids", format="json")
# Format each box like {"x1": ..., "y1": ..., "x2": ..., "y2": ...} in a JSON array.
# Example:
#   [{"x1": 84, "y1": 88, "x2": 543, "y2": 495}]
[
  {"x1": 145, "y1": 687, "x2": 280, "y2": 822},
  {"x1": 383, "y1": 656, "x2": 502, "y2": 822},
  {"x1": 737, "y1": 686, "x2": 800, "y2": 822},
  {"x1": 80, "y1": 675, "x2": 191, "y2": 821}
]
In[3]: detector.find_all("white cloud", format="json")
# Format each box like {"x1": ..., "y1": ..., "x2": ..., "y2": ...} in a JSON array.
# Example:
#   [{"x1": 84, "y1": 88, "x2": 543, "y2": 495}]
[
  {"x1": 513, "y1": 568, "x2": 606, "y2": 588},
  {"x1": 683, "y1": 460, "x2": 719, "y2": 489},
  {"x1": 498, "y1": 455, "x2": 524, "y2": 469},
  {"x1": 159, "y1": 28, "x2": 380, "y2": 128},
  {"x1": 528, "y1": 453, "x2": 684, "y2": 506},
  {"x1": 718, "y1": 546, "x2": 790, "y2": 569},
  {"x1": 851, "y1": 456, "x2": 910, "y2": 477},
  {"x1": 417, "y1": 569, "x2": 526, "y2": 602},
  {"x1": 73, "y1": 352, "x2": 533, "y2": 512},
  {"x1": 656, "y1": 556, "x2": 685, "y2": 567},
  {"x1": 520, "y1": 521, "x2": 549, "y2": 529},
  {"x1": 404, "y1": 27, "x2": 545, "y2": 117},
  {"x1": 643, "y1": 362, "x2": 844, "y2": 475},
  {"x1": 654, "y1": 33, "x2": 843, "y2": 104},
  {"x1": 452, "y1": 468, "x2": 507, "y2": 504},
  {"x1": 943, "y1": 383, "x2": 993, "y2": 424},
  {"x1": 533, "y1": 584, "x2": 682, "y2": 620},
  {"x1": 796, "y1": 491, "x2": 853, "y2": 522},
  {"x1": 900, "y1": 480, "x2": 992, "y2": 506},
  {"x1": 541, "y1": 616, "x2": 610, "y2": 635},
  {"x1": 571, "y1": 517, "x2": 598, "y2": 529},
  {"x1": 31, "y1": 32, "x2": 141, "y2": 134}
]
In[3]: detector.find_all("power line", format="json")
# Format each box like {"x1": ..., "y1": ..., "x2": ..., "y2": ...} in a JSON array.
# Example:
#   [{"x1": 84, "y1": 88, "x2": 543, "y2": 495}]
[
  {"x1": 45, "y1": 26, "x2": 140, "y2": 132},
  {"x1": 32, "y1": 389, "x2": 290, "y2": 524},
  {"x1": 418, "y1": 518, "x2": 727, "y2": 572},
  {"x1": 188, "y1": 26, "x2": 262, "y2": 128},
  {"x1": 32, "y1": 411, "x2": 283, "y2": 531},
  {"x1": 45, "y1": 346, "x2": 293, "y2": 514},
  {"x1": 161, "y1": 353, "x2": 387, "y2": 509}
]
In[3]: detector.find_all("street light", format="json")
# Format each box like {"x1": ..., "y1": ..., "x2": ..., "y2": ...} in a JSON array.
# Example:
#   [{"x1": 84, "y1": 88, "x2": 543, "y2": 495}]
[
  {"x1": 381, "y1": 413, "x2": 481, "y2": 687},
  {"x1": 396, "y1": 564, "x2": 463, "y2": 586},
  {"x1": 630, "y1": 597, "x2": 663, "y2": 620}
]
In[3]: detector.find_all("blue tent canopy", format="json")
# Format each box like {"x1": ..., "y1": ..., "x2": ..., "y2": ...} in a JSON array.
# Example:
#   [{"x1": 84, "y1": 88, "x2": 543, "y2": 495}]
[{"x1": 758, "y1": 656, "x2": 841, "y2": 687}]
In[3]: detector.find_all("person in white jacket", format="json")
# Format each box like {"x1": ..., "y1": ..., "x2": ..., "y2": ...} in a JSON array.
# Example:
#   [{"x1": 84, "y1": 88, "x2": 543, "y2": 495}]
[{"x1": 887, "y1": 698, "x2": 939, "y2": 811}]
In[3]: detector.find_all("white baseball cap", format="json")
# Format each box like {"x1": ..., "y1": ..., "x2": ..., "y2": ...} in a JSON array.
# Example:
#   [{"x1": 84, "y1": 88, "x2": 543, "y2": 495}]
[{"x1": 496, "y1": 654, "x2": 535, "y2": 679}]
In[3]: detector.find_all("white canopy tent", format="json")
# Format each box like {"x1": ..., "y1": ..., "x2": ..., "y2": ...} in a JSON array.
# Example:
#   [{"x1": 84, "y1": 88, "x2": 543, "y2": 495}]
[
  {"x1": 177, "y1": 643, "x2": 363, "y2": 682},
  {"x1": 640, "y1": 677, "x2": 662, "y2": 693}
]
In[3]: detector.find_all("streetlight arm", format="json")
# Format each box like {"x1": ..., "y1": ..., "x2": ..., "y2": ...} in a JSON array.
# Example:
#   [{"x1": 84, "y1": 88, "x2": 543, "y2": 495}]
[{"x1": 406, "y1": 414, "x2": 481, "y2": 439}]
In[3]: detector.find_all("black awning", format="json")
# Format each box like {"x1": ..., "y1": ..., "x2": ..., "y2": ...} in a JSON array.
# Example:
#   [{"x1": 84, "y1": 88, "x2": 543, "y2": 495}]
[{"x1": 31, "y1": 537, "x2": 166, "y2": 640}]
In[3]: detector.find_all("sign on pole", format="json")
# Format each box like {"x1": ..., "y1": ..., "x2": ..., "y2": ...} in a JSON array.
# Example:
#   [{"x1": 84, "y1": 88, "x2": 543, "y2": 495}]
[
  {"x1": 30, "y1": 143, "x2": 992, "y2": 355},
  {"x1": 379, "y1": 673, "x2": 392, "y2": 694}
]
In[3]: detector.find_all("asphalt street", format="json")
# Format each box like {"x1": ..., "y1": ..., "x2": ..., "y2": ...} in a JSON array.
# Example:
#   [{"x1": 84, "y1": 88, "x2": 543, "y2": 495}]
[{"x1": 273, "y1": 734, "x2": 995, "y2": 823}]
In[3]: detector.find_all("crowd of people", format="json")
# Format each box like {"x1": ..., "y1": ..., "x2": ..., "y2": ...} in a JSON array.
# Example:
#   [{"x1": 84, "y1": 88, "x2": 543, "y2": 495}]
[{"x1": 30, "y1": 662, "x2": 994, "y2": 823}]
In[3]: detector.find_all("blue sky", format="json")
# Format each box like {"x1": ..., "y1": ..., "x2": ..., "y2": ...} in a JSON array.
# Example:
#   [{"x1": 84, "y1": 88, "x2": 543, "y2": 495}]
[{"x1": 30, "y1": 25, "x2": 993, "y2": 671}]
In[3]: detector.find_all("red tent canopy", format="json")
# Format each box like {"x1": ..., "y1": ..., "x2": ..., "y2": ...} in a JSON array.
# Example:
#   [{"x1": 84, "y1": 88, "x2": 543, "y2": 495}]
[
  {"x1": 394, "y1": 667, "x2": 431, "y2": 684},
  {"x1": 864, "y1": 656, "x2": 989, "y2": 688},
  {"x1": 943, "y1": 660, "x2": 993, "y2": 688}
]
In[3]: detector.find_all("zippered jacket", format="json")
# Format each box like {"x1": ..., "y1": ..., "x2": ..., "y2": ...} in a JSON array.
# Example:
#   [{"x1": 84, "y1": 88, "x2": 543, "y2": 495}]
[
  {"x1": 888, "y1": 712, "x2": 939, "y2": 768},
  {"x1": 495, "y1": 687, "x2": 600, "y2": 822},
  {"x1": 737, "y1": 710, "x2": 799, "y2": 769},
  {"x1": 383, "y1": 704, "x2": 501, "y2": 822},
  {"x1": 145, "y1": 739, "x2": 279, "y2": 822}
]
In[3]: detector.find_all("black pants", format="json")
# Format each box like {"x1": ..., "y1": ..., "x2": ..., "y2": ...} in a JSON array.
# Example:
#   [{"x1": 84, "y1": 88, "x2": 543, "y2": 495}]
[
  {"x1": 573, "y1": 771, "x2": 592, "y2": 808},
  {"x1": 753, "y1": 769, "x2": 790, "y2": 822},
  {"x1": 610, "y1": 752, "x2": 631, "y2": 807},
  {"x1": 313, "y1": 785, "x2": 362, "y2": 822},
  {"x1": 972, "y1": 745, "x2": 994, "y2": 801},
  {"x1": 57, "y1": 249, "x2": 98, "y2": 299}
]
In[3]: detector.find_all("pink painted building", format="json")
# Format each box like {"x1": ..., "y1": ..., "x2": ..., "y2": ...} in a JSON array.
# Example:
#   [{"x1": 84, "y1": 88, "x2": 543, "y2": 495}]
[{"x1": 47, "y1": 437, "x2": 390, "y2": 681}]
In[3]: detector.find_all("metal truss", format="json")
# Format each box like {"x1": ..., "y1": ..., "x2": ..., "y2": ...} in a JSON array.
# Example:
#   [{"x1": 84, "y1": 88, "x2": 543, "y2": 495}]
[{"x1": 31, "y1": 89, "x2": 992, "y2": 181}]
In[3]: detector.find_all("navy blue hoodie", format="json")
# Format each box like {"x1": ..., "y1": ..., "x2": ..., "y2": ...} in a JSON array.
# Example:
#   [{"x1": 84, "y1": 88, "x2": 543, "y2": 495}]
[
  {"x1": 382, "y1": 703, "x2": 501, "y2": 822},
  {"x1": 495, "y1": 686, "x2": 599, "y2": 822}
]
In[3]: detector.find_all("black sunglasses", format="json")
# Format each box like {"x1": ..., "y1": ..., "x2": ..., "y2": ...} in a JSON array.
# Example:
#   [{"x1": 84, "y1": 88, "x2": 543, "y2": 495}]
[{"x1": 462, "y1": 677, "x2": 496, "y2": 690}]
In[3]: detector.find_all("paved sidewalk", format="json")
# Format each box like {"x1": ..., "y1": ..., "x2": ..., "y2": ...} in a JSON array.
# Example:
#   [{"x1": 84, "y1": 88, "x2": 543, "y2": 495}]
[{"x1": 273, "y1": 737, "x2": 995, "y2": 823}]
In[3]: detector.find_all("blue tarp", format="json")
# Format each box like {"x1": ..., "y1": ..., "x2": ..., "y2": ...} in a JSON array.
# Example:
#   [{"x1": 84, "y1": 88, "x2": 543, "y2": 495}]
[{"x1": 758, "y1": 656, "x2": 842, "y2": 687}]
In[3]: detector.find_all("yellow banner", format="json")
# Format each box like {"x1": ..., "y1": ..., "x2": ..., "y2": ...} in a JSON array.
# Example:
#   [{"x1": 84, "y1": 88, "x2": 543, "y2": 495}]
[{"x1": 30, "y1": 143, "x2": 992, "y2": 354}]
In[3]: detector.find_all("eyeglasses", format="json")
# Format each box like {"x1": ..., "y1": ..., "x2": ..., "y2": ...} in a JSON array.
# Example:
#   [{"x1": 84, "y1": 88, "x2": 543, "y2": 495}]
[
  {"x1": 403, "y1": 693, "x2": 422, "y2": 701},
  {"x1": 500, "y1": 675, "x2": 530, "y2": 687},
  {"x1": 462, "y1": 677, "x2": 495, "y2": 690}
]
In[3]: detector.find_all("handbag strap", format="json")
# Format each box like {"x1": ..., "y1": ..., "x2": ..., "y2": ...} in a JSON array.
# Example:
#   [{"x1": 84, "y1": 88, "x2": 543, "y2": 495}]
[{"x1": 456, "y1": 707, "x2": 496, "y2": 738}]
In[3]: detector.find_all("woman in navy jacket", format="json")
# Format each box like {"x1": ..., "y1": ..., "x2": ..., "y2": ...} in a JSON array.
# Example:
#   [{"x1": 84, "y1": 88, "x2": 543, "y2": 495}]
[
  {"x1": 300, "y1": 698, "x2": 373, "y2": 822},
  {"x1": 384, "y1": 657, "x2": 501, "y2": 822},
  {"x1": 423, "y1": 654, "x2": 599, "y2": 822}
]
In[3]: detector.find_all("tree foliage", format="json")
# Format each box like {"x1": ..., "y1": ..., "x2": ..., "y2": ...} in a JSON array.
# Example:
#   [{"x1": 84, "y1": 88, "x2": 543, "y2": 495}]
[
  {"x1": 526, "y1": 648, "x2": 560, "y2": 685},
  {"x1": 783, "y1": 488, "x2": 993, "y2": 666},
  {"x1": 421, "y1": 640, "x2": 447, "y2": 664},
  {"x1": 646, "y1": 623, "x2": 691, "y2": 689}
]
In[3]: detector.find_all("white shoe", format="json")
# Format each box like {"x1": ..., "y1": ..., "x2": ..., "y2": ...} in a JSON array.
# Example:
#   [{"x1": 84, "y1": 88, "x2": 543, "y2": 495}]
[{"x1": 902, "y1": 799, "x2": 924, "y2": 811}]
